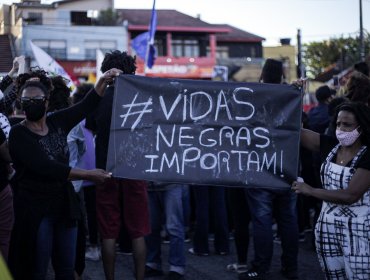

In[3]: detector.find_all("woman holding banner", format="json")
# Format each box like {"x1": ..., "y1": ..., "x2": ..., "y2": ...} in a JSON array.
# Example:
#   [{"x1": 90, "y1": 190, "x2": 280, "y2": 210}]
[
  {"x1": 8, "y1": 68, "x2": 120, "y2": 279},
  {"x1": 292, "y1": 102, "x2": 370, "y2": 279}
]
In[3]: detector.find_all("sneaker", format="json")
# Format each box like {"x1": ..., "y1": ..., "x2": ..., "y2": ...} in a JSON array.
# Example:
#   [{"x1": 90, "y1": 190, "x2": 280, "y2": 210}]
[
  {"x1": 208, "y1": 234, "x2": 215, "y2": 241},
  {"x1": 239, "y1": 269, "x2": 267, "y2": 280},
  {"x1": 184, "y1": 233, "x2": 191, "y2": 243},
  {"x1": 298, "y1": 232, "x2": 306, "y2": 243},
  {"x1": 85, "y1": 247, "x2": 100, "y2": 261},
  {"x1": 281, "y1": 267, "x2": 298, "y2": 279},
  {"x1": 162, "y1": 235, "x2": 170, "y2": 244},
  {"x1": 164, "y1": 271, "x2": 184, "y2": 280},
  {"x1": 144, "y1": 266, "x2": 163, "y2": 278},
  {"x1": 273, "y1": 236, "x2": 281, "y2": 244},
  {"x1": 188, "y1": 247, "x2": 209, "y2": 256},
  {"x1": 226, "y1": 263, "x2": 248, "y2": 273}
]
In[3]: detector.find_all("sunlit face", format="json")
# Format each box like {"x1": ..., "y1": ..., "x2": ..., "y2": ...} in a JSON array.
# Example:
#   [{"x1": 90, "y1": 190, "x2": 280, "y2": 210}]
[{"x1": 336, "y1": 110, "x2": 359, "y2": 132}]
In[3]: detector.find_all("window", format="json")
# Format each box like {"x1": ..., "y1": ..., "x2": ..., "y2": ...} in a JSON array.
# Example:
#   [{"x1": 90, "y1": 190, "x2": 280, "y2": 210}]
[
  {"x1": 27, "y1": 12, "x2": 42, "y2": 25},
  {"x1": 216, "y1": 46, "x2": 229, "y2": 59},
  {"x1": 206, "y1": 46, "x2": 229, "y2": 58},
  {"x1": 71, "y1": 11, "x2": 91, "y2": 25},
  {"x1": 85, "y1": 41, "x2": 116, "y2": 59},
  {"x1": 171, "y1": 38, "x2": 199, "y2": 57},
  {"x1": 250, "y1": 46, "x2": 256, "y2": 58},
  {"x1": 154, "y1": 39, "x2": 165, "y2": 57},
  {"x1": 33, "y1": 40, "x2": 67, "y2": 59}
]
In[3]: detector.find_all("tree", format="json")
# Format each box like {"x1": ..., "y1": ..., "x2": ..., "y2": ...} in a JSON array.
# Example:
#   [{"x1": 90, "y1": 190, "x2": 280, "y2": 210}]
[
  {"x1": 303, "y1": 32, "x2": 370, "y2": 78},
  {"x1": 98, "y1": 8, "x2": 118, "y2": 26}
]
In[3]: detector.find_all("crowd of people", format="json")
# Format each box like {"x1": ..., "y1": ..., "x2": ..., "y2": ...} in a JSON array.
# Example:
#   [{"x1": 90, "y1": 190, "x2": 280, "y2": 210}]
[{"x1": 0, "y1": 51, "x2": 369, "y2": 280}]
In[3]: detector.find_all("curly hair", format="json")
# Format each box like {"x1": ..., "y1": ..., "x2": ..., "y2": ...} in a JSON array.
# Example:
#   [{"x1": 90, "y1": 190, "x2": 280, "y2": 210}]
[
  {"x1": 15, "y1": 67, "x2": 53, "y2": 96},
  {"x1": 19, "y1": 81, "x2": 49, "y2": 97},
  {"x1": 101, "y1": 50, "x2": 136, "y2": 74},
  {"x1": 47, "y1": 76, "x2": 71, "y2": 112},
  {"x1": 345, "y1": 71, "x2": 370, "y2": 105},
  {"x1": 332, "y1": 101, "x2": 370, "y2": 146}
]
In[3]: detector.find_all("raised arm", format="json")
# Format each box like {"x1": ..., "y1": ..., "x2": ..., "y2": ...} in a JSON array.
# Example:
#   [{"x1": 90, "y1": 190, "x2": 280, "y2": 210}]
[
  {"x1": 51, "y1": 68, "x2": 122, "y2": 132},
  {"x1": 300, "y1": 128, "x2": 320, "y2": 152}
]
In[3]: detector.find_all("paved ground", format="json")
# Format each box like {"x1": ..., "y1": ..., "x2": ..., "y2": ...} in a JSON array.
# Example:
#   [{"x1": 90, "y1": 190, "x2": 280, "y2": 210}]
[{"x1": 77, "y1": 231, "x2": 324, "y2": 280}]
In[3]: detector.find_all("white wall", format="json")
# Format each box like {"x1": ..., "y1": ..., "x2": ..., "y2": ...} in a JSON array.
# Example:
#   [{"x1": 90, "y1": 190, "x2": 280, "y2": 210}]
[
  {"x1": 55, "y1": 0, "x2": 113, "y2": 11},
  {"x1": 18, "y1": 25, "x2": 127, "y2": 60}
]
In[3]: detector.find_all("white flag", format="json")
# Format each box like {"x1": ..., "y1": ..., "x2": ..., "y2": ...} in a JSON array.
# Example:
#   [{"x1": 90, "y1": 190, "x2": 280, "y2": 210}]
[
  {"x1": 96, "y1": 49, "x2": 104, "y2": 81},
  {"x1": 30, "y1": 41, "x2": 75, "y2": 89}
]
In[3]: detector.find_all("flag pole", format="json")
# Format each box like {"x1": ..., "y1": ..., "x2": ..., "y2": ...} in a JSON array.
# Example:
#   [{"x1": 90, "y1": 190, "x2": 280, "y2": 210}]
[{"x1": 144, "y1": 0, "x2": 156, "y2": 75}]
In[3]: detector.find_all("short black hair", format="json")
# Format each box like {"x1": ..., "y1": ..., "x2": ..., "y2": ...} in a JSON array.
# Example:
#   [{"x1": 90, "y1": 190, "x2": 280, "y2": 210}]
[
  {"x1": 101, "y1": 50, "x2": 136, "y2": 74},
  {"x1": 332, "y1": 101, "x2": 370, "y2": 146},
  {"x1": 260, "y1": 59, "x2": 284, "y2": 84},
  {"x1": 19, "y1": 81, "x2": 49, "y2": 97}
]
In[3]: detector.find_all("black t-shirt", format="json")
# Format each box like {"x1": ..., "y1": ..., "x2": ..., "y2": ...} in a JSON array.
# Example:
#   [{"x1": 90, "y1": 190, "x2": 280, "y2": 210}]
[
  {"x1": 9, "y1": 89, "x2": 101, "y2": 218},
  {"x1": 320, "y1": 134, "x2": 370, "y2": 170},
  {"x1": 0, "y1": 129, "x2": 8, "y2": 192},
  {"x1": 94, "y1": 86, "x2": 114, "y2": 169}
]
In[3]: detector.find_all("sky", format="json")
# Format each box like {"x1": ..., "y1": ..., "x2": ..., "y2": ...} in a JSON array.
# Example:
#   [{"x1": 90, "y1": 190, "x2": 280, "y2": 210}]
[{"x1": 1, "y1": 0, "x2": 370, "y2": 46}]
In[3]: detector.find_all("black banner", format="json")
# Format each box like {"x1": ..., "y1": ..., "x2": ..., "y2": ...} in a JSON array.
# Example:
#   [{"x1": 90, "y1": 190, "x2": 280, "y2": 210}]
[{"x1": 107, "y1": 75, "x2": 302, "y2": 189}]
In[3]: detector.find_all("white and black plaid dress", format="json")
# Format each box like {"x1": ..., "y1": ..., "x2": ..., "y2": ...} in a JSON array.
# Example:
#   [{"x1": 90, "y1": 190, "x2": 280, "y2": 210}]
[{"x1": 315, "y1": 144, "x2": 370, "y2": 280}]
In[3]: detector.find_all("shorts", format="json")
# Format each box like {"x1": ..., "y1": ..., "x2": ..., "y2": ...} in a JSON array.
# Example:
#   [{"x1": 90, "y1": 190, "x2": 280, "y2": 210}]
[{"x1": 96, "y1": 178, "x2": 150, "y2": 240}]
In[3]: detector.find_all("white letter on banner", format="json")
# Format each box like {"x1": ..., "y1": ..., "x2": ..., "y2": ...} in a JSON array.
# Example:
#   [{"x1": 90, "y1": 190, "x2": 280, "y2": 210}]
[
  {"x1": 181, "y1": 147, "x2": 201, "y2": 175},
  {"x1": 156, "y1": 125, "x2": 176, "y2": 151},
  {"x1": 219, "y1": 126, "x2": 234, "y2": 146},
  {"x1": 200, "y1": 153, "x2": 217, "y2": 169},
  {"x1": 199, "y1": 128, "x2": 217, "y2": 147},
  {"x1": 159, "y1": 94, "x2": 182, "y2": 120},
  {"x1": 179, "y1": 127, "x2": 194, "y2": 146},
  {"x1": 232, "y1": 87, "x2": 255, "y2": 121},
  {"x1": 160, "y1": 152, "x2": 180, "y2": 173},
  {"x1": 253, "y1": 127, "x2": 270, "y2": 148},
  {"x1": 215, "y1": 90, "x2": 232, "y2": 121},
  {"x1": 190, "y1": 91, "x2": 212, "y2": 121},
  {"x1": 145, "y1": 155, "x2": 159, "y2": 172}
]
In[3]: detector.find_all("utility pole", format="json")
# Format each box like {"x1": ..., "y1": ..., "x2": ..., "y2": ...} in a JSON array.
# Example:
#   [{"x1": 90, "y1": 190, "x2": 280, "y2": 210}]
[
  {"x1": 359, "y1": 0, "x2": 365, "y2": 61},
  {"x1": 297, "y1": 29, "x2": 305, "y2": 78}
]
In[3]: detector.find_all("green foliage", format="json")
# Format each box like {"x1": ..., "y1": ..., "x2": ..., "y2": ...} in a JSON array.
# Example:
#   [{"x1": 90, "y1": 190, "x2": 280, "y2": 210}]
[
  {"x1": 303, "y1": 32, "x2": 370, "y2": 78},
  {"x1": 98, "y1": 8, "x2": 118, "y2": 26}
]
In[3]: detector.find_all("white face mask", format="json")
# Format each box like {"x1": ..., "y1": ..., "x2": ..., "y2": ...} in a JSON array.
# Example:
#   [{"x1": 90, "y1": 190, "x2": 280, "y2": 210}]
[{"x1": 335, "y1": 127, "x2": 361, "y2": 146}]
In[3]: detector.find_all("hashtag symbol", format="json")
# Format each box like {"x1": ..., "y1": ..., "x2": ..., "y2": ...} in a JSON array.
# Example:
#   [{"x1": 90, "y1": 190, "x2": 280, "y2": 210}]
[{"x1": 120, "y1": 93, "x2": 153, "y2": 131}]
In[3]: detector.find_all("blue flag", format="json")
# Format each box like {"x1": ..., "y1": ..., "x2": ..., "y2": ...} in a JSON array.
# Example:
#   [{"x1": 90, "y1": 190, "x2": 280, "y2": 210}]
[
  {"x1": 131, "y1": 0, "x2": 157, "y2": 69},
  {"x1": 131, "y1": 32, "x2": 149, "y2": 61}
]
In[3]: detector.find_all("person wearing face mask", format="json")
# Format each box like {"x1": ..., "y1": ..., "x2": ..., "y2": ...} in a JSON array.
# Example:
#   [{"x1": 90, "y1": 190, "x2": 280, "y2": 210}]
[
  {"x1": 292, "y1": 102, "x2": 370, "y2": 280},
  {"x1": 7, "y1": 69, "x2": 121, "y2": 280}
]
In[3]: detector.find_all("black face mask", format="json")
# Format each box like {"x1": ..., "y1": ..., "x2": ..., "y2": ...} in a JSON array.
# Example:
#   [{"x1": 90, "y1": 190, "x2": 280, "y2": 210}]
[{"x1": 22, "y1": 102, "x2": 46, "y2": 121}]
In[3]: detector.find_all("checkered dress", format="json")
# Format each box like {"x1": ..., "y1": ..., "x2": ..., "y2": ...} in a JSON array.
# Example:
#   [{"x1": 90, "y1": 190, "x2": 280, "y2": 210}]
[{"x1": 315, "y1": 144, "x2": 370, "y2": 280}]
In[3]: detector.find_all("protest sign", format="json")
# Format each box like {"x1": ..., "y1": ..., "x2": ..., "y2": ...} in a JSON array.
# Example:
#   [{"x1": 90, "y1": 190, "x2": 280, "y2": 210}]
[{"x1": 107, "y1": 75, "x2": 301, "y2": 189}]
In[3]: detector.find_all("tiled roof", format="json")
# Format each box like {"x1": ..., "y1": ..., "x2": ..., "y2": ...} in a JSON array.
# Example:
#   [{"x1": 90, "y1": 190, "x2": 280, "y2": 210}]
[
  {"x1": 118, "y1": 9, "x2": 226, "y2": 32},
  {"x1": 213, "y1": 24, "x2": 264, "y2": 42}
]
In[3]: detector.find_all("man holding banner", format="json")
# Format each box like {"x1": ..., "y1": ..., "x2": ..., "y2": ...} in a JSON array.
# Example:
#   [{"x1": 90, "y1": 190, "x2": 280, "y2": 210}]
[{"x1": 94, "y1": 50, "x2": 150, "y2": 280}]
